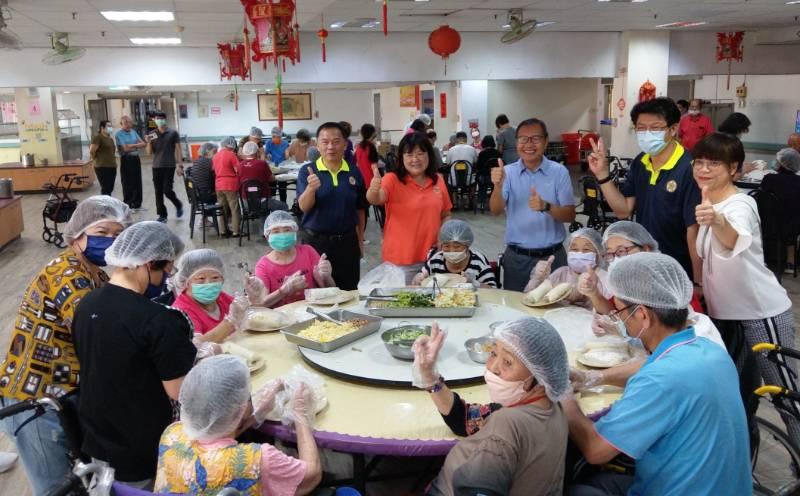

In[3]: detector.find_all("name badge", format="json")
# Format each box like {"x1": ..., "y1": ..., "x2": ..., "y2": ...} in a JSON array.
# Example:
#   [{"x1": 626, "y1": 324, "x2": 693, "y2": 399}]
[{"x1": 666, "y1": 180, "x2": 677, "y2": 193}]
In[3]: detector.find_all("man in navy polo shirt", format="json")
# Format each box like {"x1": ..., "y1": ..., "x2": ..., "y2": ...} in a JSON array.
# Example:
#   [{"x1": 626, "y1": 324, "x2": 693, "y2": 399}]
[
  {"x1": 489, "y1": 118, "x2": 576, "y2": 291},
  {"x1": 296, "y1": 122, "x2": 367, "y2": 290},
  {"x1": 588, "y1": 97, "x2": 702, "y2": 286}
]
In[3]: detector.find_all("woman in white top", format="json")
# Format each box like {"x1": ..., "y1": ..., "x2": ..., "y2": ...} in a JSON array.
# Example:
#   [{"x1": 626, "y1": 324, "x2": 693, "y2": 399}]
[{"x1": 692, "y1": 132, "x2": 798, "y2": 446}]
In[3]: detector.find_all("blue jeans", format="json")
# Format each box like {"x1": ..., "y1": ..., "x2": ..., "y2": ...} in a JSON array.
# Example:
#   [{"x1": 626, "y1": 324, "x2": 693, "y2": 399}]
[{"x1": 0, "y1": 396, "x2": 72, "y2": 496}]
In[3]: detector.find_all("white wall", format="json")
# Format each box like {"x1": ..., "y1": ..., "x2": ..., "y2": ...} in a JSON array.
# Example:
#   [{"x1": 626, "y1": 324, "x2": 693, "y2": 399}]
[
  {"x1": 669, "y1": 31, "x2": 800, "y2": 76},
  {"x1": 460, "y1": 80, "x2": 489, "y2": 135},
  {"x1": 373, "y1": 86, "x2": 419, "y2": 144},
  {"x1": 55, "y1": 92, "x2": 89, "y2": 142}
]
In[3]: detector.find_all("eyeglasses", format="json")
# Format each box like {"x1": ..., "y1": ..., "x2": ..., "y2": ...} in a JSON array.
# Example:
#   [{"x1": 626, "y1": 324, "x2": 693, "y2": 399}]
[
  {"x1": 403, "y1": 151, "x2": 428, "y2": 160},
  {"x1": 604, "y1": 244, "x2": 641, "y2": 262},
  {"x1": 634, "y1": 125, "x2": 669, "y2": 133},
  {"x1": 608, "y1": 303, "x2": 634, "y2": 321},
  {"x1": 517, "y1": 135, "x2": 546, "y2": 145},
  {"x1": 692, "y1": 159, "x2": 728, "y2": 170}
]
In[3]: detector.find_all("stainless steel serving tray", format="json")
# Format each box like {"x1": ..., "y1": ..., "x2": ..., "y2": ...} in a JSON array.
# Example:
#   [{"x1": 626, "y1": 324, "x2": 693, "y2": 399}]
[
  {"x1": 280, "y1": 309, "x2": 383, "y2": 353},
  {"x1": 366, "y1": 286, "x2": 478, "y2": 318}
]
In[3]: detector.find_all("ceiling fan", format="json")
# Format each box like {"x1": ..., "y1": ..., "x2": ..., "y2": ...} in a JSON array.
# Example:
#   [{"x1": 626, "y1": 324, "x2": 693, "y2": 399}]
[
  {"x1": 0, "y1": 0, "x2": 21, "y2": 50},
  {"x1": 501, "y1": 9, "x2": 537, "y2": 44},
  {"x1": 42, "y1": 32, "x2": 86, "y2": 65}
]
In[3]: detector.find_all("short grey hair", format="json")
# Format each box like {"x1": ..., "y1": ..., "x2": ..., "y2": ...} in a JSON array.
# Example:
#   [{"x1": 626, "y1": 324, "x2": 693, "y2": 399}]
[{"x1": 200, "y1": 142, "x2": 218, "y2": 157}]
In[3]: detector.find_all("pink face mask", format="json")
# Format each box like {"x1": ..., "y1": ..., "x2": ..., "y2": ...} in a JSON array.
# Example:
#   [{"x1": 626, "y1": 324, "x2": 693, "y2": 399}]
[{"x1": 484, "y1": 369, "x2": 533, "y2": 406}]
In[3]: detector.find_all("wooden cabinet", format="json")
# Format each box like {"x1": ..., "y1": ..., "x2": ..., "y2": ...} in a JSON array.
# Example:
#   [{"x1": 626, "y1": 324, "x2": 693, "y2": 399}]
[
  {"x1": 0, "y1": 195, "x2": 23, "y2": 250},
  {"x1": 0, "y1": 161, "x2": 95, "y2": 192}
]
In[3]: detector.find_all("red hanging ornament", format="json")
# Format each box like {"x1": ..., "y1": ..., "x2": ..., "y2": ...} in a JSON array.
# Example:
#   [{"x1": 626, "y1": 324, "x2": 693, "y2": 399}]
[
  {"x1": 218, "y1": 42, "x2": 250, "y2": 81},
  {"x1": 241, "y1": 0, "x2": 299, "y2": 68},
  {"x1": 428, "y1": 25, "x2": 461, "y2": 76},
  {"x1": 638, "y1": 80, "x2": 656, "y2": 103},
  {"x1": 383, "y1": 0, "x2": 388, "y2": 37},
  {"x1": 293, "y1": 7, "x2": 301, "y2": 62},
  {"x1": 716, "y1": 31, "x2": 744, "y2": 90},
  {"x1": 242, "y1": 25, "x2": 252, "y2": 77},
  {"x1": 318, "y1": 28, "x2": 329, "y2": 63}
]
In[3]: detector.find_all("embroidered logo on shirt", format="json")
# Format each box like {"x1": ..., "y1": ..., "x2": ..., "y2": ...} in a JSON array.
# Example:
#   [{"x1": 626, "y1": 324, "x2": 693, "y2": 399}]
[
  {"x1": 666, "y1": 180, "x2": 677, "y2": 193},
  {"x1": 349, "y1": 176, "x2": 356, "y2": 186}
]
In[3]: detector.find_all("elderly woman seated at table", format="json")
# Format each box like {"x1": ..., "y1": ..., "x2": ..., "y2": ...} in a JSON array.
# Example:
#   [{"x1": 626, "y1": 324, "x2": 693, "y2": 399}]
[
  {"x1": 246, "y1": 211, "x2": 335, "y2": 308},
  {"x1": 155, "y1": 355, "x2": 322, "y2": 496},
  {"x1": 523, "y1": 228, "x2": 611, "y2": 308},
  {"x1": 186, "y1": 142, "x2": 217, "y2": 203},
  {"x1": 761, "y1": 147, "x2": 800, "y2": 273},
  {"x1": 287, "y1": 128, "x2": 314, "y2": 163},
  {"x1": 413, "y1": 318, "x2": 569, "y2": 496},
  {"x1": 411, "y1": 219, "x2": 497, "y2": 288}
]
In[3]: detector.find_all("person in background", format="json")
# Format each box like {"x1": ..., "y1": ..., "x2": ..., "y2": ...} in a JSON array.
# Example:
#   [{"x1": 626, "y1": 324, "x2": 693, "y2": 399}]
[
  {"x1": 154, "y1": 355, "x2": 321, "y2": 495},
  {"x1": 587, "y1": 97, "x2": 702, "y2": 286},
  {"x1": 442, "y1": 134, "x2": 458, "y2": 152},
  {"x1": 145, "y1": 111, "x2": 184, "y2": 223},
  {"x1": 212, "y1": 136, "x2": 241, "y2": 238},
  {"x1": 239, "y1": 127, "x2": 265, "y2": 160},
  {"x1": 407, "y1": 119, "x2": 427, "y2": 135},
  {"x1": 404, "y1": 113, "x2": 431, "y2": 134},
  {"x1": 286, "y1": 128, "x2": 313, "y2": 163},
  {"x1": 367, "y1": 132, "x2": 452, "y2": 283},
  {"x1": 412, "y1": 219, "x2": 497, "y2": 288},
  {"x1": 427, "y1": 129, "x2": 444, "y2": 169},
  {"x1": 238, "y1": 141, "x2": 274, "y2": 200},
  {"x1": 523, "y1": 228, "x2": 611, "y2": 309},
  {"x1": 761, "y1": 148, "x2": 800, "y2": 273},
  {"x1": 789, "y1": 132, "x2": 800, "y2": 154},
  {"x1": 355, "y1": 123, "x2": 380, "y2": 189},
  {"x1": 678, "y1": 98, "x2": 714, "y2": 152},
  {"x1": 718, "y1": 112, "x2": 751, "y2": 138},
  {"x1": 115, "y1": 115, "x2": 146, "y2": 210},
  {"x1": 490, "y1": 118, "x2": 576, "y2": 291},
  {"x1": 692, "y1": 132, "x2": 799, "y2": 448},
  {"x1": 296, "y1": 122, "x2": 367, "y2": 290},
  {"x1": 446, "y1": 131, "x2": 478, "y2": 167},
  {"x1": 676, "y1": 99, "x2": 689, "y2": 117},
  {"x1": 340, "y1": 121, "x2": 356, "y2": 166},
  {"x1": 564, "y1": 253, "x2": 750, "y2": 496},
  {"x1": 415, "y1": 318, "x2": 569, "y2": 495},
  {"x1": 265, "y1": 126, "x2": 289, "y2": 165},
  {"x1": 475, "y1": 135, "x2": 501, "y2": 204},
  {"x1": 307, "y1": 146, "x2": 321, "y2": 164},
  {"x1": 90, "y1": 120, "x2": 118, "y2": 196},
  {"x1": 495, "y1": 113, "x2": 519, "y2": 165},
  {"x1": 246, "y1": 211, "x2": 335, "y2": 308},
  {"x1": 73, "y1": 221, "x2": 195, "y2": 490},
  {"x1": 186, "y1": 142, "x2": 217, "y2": 204},
  {"x1": 470, "y1": 128, "x2": 482, "y2": 150},
  {"x1": 0, "y1": 196, "x2": 131, "y2": 496}
]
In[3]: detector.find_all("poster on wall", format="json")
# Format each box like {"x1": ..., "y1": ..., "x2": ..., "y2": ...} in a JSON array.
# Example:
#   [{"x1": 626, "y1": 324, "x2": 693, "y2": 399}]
[
  {"x1": 197, "y1": 104, "x2": 209, "y2": 118},
  {"x1": 178, "y1": 104, "x2": 188, "y2": 119},
  {"x1": 796, "y1": 110, "x2": 800, "y2": 133},
  {"x1": 257, "y1": 93, "x2": 312, "y2": 121},
  {"x1": 399, "y1": 86, "x2": 417, "y2": 108},
  {"x1": 210, "y1": 106, "x2": 222, "y2": 115}
]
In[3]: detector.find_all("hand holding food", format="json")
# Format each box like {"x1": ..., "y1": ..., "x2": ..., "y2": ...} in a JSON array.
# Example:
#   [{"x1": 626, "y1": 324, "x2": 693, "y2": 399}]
[
  {"x1": 290, "y1": 383, "x2": 315, "y2": 427},
  {"x1": 245, "y1": 276, "x2": 267, "y2": 305},
  {"x1": 279, "y1": 271, "x2": 307, "y2": 296},
  {"x1": 570, "y1": 367, "x2": 603, "y2": 392},
  {"x1": 411, "y1": 269, "x2": 428, "y2": 286},
  {"x1": 591, "y1": 311, "x2": 621, "y2": 337},
  {"x1": 252, "y1": 378, "x2": 285, "y2": 424},
  {"x1": 224, "y1": 294, "x2": 250, "y2": 333}
]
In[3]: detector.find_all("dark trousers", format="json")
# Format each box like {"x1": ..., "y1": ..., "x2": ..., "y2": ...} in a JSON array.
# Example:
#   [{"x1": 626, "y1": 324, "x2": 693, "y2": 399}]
[
  {"x1": 299, "y1": 229, "x2": 360, "y2": 290},
  {"x1": 152, "y1": 167, "x2": 183, "y2": 218},
  {"x1": 502, "y1": 244, "x2": 567, "y2": 292},
  {"x1": 94, "y1": 167, "x2": 117, "y2": 196},
  {"x1": 120, "y1": 155, "x2": 143, "y2": 208},
  {"x1": 567, "y1": 473, "x2": 635, "y2": 496}
]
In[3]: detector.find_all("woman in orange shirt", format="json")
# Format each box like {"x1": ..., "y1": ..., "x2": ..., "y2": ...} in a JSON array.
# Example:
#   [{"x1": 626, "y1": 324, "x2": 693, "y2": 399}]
[{"x1": 367, "y1": 132, "x2": 452, "y2": 283}]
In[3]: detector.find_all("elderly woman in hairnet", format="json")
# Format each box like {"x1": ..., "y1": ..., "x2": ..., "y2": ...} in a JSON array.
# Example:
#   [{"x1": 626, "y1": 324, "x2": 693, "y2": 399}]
[
  {"x1": 186, "y1": 142, "x2": 218, "y2": 203},
  {"x1": 523, "y1": 228, "x2": 611, "y2": 308},
  {"x1": 239, "y1": 126, "x2": 266, "y2": 160},
  {"x1": 761, "y1": 147, "x2": 800, "y2": 273},
  {"x1": 0, "y1": 195, "x2": 131, "y2": 495},
  {"x1": 213, "y1": 136, "x2": 242, "y2": 237},
  {"x1": 412, "y1": 219, "x2": 497, "y2": 288},
  {"x1": 72, "y1": 221, "x2": 197, "y2": 488},
  {"x1": 155, "y1": 355, "x2": 322, "y2": 495},
  {"x1": 564, "y1": 253, "x2": 750, "y2": 496},
  {"x1": 413, "y1": 318, "x2": 569, "y2": 496},
  {"x1": 245, "y1": 210, "x2": 335, "y2": 308}
]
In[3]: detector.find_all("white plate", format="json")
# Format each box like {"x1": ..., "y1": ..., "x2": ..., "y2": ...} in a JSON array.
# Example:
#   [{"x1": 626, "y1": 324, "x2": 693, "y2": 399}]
[
  {"x1": 576, "y1": 349, "x2": 630, "y2": 368},
  {"x1": 521, "y1": 290, "x2": 570, "y2": 308},
  {"x1": 306, "y1": 292, "x2": 356, "y2": 306},
  {"x1": 245, "y1": 309, "x2": 295, "y2": 333}
]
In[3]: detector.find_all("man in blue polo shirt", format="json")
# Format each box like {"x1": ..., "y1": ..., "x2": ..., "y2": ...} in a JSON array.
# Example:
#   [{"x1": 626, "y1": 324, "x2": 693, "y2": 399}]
[
  {"x1": 489, "y1": 118, "x2": 576, "y2": 291},
  {"x1": 564, "y1": 253, "x2": 750, "y2": 496},
  {"x1": 296, "y1": 122, "x2": 367, "y2": 290},
  {"x1": 115, "y1": 115, "x2": 146, "y2": 210},
  {"x1": 588, "y1": 97, "x2": 702, "y2": 286}
]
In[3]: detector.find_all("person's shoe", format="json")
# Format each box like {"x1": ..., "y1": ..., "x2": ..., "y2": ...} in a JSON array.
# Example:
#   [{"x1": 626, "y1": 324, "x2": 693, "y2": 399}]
[
  {"x1": 176, "y1": 205, "x2": 184, "y2": 219},
  {"x1": 156, "y1": 216, "x2": 167, "y2": 223},
  {"x1": 0, "y1": 451, "x2": 18, "y2": 473},
  {"x1": 785, "y1": 263, "x2": 796, "y2": 275}
]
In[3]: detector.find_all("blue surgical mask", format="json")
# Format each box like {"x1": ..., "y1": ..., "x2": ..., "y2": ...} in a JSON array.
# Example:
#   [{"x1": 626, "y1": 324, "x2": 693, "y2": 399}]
[
  {"x1": 155, "y1": 119, "x2": 167, "y2": 127},
  {"x1": 567, "y1": 251, "x2": 596, "y2": 274},
  {"x1": 83, "y1": 235, "x2": 115, "y2": 267},
  {"x1": 268, "y1": 232, "x2": 297, "y2": 251},
  {"x1": 191, "y1": 282, "x2": 223, "y2": 304},
  {"x1": 144, "y1": 268, "x2": 169, "y2": 299},
  {"x1": 637, "y1": 130, "x2": 669, "y2": 155},
  {"x1": 616, "y1": 305, "x2": 648, "y2": 350},
  {"x1": 105, "y1": 126, "x2": 113, "y2": 134}
]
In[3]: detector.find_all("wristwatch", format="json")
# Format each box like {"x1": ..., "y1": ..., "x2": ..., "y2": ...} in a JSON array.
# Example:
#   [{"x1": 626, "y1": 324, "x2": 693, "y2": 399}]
[
  {"x1": 426, "y1": 376, "x2": 446, "y2": 393},
  {"x1": 543, "y1": 201, "x2": 551, "y2": 212},
  {"x1": 596, "y1": 175, "x2": 612, "y2": 185}
]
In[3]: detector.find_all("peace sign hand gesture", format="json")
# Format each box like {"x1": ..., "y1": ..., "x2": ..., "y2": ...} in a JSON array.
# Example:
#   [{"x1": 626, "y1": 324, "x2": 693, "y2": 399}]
[{"x1": 587, "y1": 138, "x2": 609, "y2": 179}]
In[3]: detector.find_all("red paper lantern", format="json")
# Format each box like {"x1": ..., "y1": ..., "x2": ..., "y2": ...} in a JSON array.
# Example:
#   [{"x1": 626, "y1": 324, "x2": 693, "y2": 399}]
[
  {"x1": 318, "y1": 28, "x2": 329, "y2": 63},
  {"x1": 716, "y1": 31, "x2": 745, "y2": 90},
  {"x1": 638, "y1": 80, "x2": 656, "y2": 103},
  {"x1": 241, "y1": 0, "x2": 299, "y2": 67},
  {"x1": 428, "y1": 25, "x2": 461, "y2": 75},
  {"x1": 218, "y1": 42, "x2": 251, "y2": 81}
]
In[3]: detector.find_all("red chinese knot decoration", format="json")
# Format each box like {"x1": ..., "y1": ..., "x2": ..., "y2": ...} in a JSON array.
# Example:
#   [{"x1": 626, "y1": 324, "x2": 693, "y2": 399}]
[
  {"x1": 428, "y1": 25, "x2": 461, "y2": 75},
  {"x1": 218, "y1": 42, "x2": 251, "y2": 81},
  {"x1": 241, "y1": 0, "x2": 299, "y2": 68},
  {"x1": 638, "y1": 80, "x2": 656, "y2": 103},
  {"x1": 716, "y1": 31, "x2": 744, "y2": 90},
  {"x1": 318, "y1": 28, "x2": 329, "y2": 63}
]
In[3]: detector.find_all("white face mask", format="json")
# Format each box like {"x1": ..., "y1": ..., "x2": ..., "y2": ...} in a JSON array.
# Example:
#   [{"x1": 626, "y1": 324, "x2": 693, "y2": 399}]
[
  {"x1": 567, "y1": 251, "x2": 596, "y2": 274},
  {"x1": 637, "y1": 130, "x2": 669, "y2": 155},
  {"x1": 105, "y1": 126, "x2": 113, "y2": 134},
  {"x1": 688, "y1": 110, "x2": 700, "y2": 116},
  {"x1": 484, "y1": 370, "x2": 533, "y2": 407},
  {"x1": 443, "y1": 250, "x2": 468, "y2": 263}
]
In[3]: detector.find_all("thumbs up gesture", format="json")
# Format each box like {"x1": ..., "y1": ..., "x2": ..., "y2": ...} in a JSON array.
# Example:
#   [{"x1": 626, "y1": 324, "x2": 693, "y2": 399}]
[
  {"x1": 532, "y1": 255, "x2": 555, "y2": 281},
  {"x1": 695, "y1": 185, "x2": 719, "y2": 227},
  {"x1": 306, "y1": 166, "x2": 321, "y2": 192},
  {"x1": 587, "y1": 137, "x2": 609, "y2": 178},
  {"x1": 370, "y1": 164, "x2": 382, "y2": 191},
  {"x1": 315, "y1": 253, "x2": 333, "y2": 277},
  {"x1": 528, "y1": 185, "x2": 546, "y2": 211},
  {"x1": 578, "y1": 265, "x2": 600, "y2": 297},
  {"x1": 490, "y1": 160, "x2": 505, "y2": 186}
]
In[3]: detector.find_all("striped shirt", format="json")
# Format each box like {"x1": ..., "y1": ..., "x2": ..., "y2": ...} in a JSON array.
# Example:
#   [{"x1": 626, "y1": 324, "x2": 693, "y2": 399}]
[{"x1": 424, "y1": 248, "x2": 497, "y2": 288}]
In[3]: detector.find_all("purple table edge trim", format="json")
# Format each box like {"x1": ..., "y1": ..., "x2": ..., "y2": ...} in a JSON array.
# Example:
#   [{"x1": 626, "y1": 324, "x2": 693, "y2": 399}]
[{"x1": 258, "y1": 422, "x2": 458, "y2": 457}]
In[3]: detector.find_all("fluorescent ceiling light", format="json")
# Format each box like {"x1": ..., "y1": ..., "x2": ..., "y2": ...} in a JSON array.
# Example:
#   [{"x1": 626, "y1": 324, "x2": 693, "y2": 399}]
[
  {"x1": 656, "y1": 21, "x2": 707, "y2": 28},
  {"x1": 130, "y1": 37, "x2": 182, "y2": 45},
  {"x1": 361, "y1": 20, "x2": 381, "y2": 28},
  {"x1": 598, "y1": 0, "x2": 648, "y2": 3},
  {"x1": 330, "y1": 21, "x2": 347, "y2": 29},
  {"x1": 786, "y1": 1, "x2": 800, "y2": 4},
  {"x1": 503, "y1": 21, "x2": 556, "y2": 29},
  {"x1": 109, "y1": 85, "x2": 130, "y2": 90},
  {"x1": 63, "y1": 91, "x2": 71, "y2": 94},
  {"x1": 101, "y1": 11, "x2": 174, "y2": 22}
]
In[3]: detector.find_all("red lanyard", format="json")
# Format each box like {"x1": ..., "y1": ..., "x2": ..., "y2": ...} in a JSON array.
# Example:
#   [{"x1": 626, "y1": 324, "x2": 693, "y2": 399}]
[{"x1": 507, "y1": 393, "x2": 548, "y2": 408}]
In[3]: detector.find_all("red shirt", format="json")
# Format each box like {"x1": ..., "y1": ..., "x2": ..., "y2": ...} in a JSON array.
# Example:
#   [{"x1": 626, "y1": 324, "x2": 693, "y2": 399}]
[
  {"x1": 238, "y1": 158, "x2": 273, "y2": 198},
  {"x1": 212, "y1": 148, "x2": 240, "y2": 192},
  {"x1": 678, "y1": 113, "x2": 714, "y2": 152},
  {"x1": 254, "y1": 244, "x2": 321, "y2": 308},
  {"x1": 172, "y1": 291, "x2": 234, "y2": 335},
  {"x1": 354, "y1": 145, "x2": 375, "y2": 186}
]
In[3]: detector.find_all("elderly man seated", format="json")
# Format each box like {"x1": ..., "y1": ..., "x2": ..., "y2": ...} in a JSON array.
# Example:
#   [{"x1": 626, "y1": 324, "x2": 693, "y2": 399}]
[{"x1": 563, "y1": 253, "x2": 750, "y2": 496}]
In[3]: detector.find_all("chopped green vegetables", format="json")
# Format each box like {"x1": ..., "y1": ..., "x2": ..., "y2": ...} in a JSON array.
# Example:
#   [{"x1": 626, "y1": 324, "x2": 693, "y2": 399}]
[
  {"x1": 386, "y1": 328, "x2": 428, "y2": 345},
  {"x1": 388, "y1": 291, "x2": 434, "y2": 308}
]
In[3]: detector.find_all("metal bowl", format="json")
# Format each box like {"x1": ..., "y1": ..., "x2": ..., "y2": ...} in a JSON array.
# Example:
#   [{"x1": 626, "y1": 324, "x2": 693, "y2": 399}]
[
  {"x1": 465, "y1": 336, "x2": 494, "y2": 364},
  {"x1": 381, "y1": 325, "x2": 431, "y2": 361}
]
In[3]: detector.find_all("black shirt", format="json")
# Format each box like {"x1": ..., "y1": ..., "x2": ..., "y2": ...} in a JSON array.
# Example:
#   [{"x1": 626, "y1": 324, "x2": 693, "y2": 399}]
[
  {"x1": 476, "y1": 147, "x2": 501, "y2": 176},
  {"x1": 73, "y1": 283, "x2": 196, "y2": 481},
  {"x1": 187, "y1": 158, "x2": 216, "y2": 203},
  {"x1": 150, "y1": 128, "x2": 180, "y2": 168},
  {"x1": 761, "y1": 169, "x2": 800, "y2": 239}
]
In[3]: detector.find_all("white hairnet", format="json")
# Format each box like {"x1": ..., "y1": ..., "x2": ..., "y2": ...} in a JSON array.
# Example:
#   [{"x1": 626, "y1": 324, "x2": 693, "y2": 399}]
[
  {"x1": 307, "y1": 146, "x2": 321, "y2": 163},
  {"x1": 179, "y1": 355, "x2": 250, "y2": 441},
  {"x1": 63, "y1": 196, "x2": 132, "y2": 244},
  {"x1": 105, "y1": 221, "x2": 185, "y2": 268},
  {"x1": 242, "y1": 141, "x2": 260, "y2": 157},
  {"x1": 777, "y1": 147, "x2": 800, "y2": 173},
  {"x1": 416, "y1": 114, "x2": 432, "y2": 127},
  {"x1": 607, "y1": 252, "x2": 693, "y2": 310},
  {"x1": 493, "y1": 317, "x2": 569, "y2": 402},
  {"x1": 221, "y1": 136, "x2": 237, "y2": 149},
  {"x1": 173, "y1": 249, "x2": 224, "y2": 294},
  {"x1": 570, "y1": 228, "x2": 603, "y2": 256},
  {"x1": 438, "y1": 219, "x2": 474, "y2": 247},
  {"x1": 199, "y1": 142, "x2": 217, "y2": 157},
  {"x1": 270, "y1": 126, "x2": 282, "y2": 137},
  {"x1": 602, "y1": 221, "x2": 659, "y2": 252},
  {"x1": 263, "y1": 210, "x2": 297, "y2": 235},
  {"x1": 249, "y1": 126, "x2": 263, "y2": 138}
]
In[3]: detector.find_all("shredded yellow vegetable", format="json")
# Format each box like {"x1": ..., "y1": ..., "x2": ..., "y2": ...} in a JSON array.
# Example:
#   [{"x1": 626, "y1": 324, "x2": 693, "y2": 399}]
[
  {"x1": 297, "y1": 321, "x2": 357, "y2": 343},
  {"x1": 434, "y1": 289, "x2": 477, "y2": 308}
]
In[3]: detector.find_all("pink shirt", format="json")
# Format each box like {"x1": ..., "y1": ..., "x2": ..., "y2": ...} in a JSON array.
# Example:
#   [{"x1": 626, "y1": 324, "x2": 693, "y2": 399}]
[
  {"x1": 254, "y1": 244, "x2": 321, "y2": 307},
  {"x1": 197, "y1": 438, "x2": 307, "y2": 496},
  {"x1": 172, "y1": 291, "x2": 233, "y2": 335}
]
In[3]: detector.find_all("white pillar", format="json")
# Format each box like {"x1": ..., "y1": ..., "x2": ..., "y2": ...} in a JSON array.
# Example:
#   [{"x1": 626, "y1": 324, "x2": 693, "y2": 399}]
[{"x1": 434, "y1": 81, "x2": 460, "y2": 137}]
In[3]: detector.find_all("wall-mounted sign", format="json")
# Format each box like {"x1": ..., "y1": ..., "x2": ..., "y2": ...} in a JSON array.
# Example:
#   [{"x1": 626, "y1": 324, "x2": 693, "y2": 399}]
[{"x1": 210, "y1": 106, "x2": 222, "y2": 115}]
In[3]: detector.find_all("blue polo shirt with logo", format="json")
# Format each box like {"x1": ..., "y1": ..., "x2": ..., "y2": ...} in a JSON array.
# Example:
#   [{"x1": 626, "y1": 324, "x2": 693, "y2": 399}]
[
  {"x1": 620, "y1": 143, "x2": 700, "y2": 279},
  {"x1": 296, "y1": 157, "x2": 367, "y2": 234}
]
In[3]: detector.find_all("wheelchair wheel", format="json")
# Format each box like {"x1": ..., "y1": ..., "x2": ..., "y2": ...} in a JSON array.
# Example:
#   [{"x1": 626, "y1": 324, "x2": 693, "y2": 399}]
[
  {"x1": 568, "y1": 222, "x2": 583, "y2": 233},
  {"x1": 752, "y1": 416, "x2": 800, "y2": 494},
  {"x1": 42, "y1": 228, "x2": 53, "y2": 243}
]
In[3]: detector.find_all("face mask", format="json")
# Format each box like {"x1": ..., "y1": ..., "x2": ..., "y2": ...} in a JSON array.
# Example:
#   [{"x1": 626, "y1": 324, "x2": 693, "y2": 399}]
[
  {"x1": 154, "y1": 119, "x2": 166, "y2": 127},
  {"x1": 443, "y1": 250, "x2": 468, "y2": 263},
  {"x1": 471, "y1": 131, "x2": 480, "y2": 139},
  {"x1": 616, "y1": 306, "x2": 648, "y2": 350},
  {"x1": 105, "y1": 126, "x2": 113, "y2": 134},
  {"x1": 144, "y1": 267, "x2": 169, "y2": 299},
  {"x1": 272, "y1": 137, "x2": 282, "y2": 144},
  {"x1": 637, "y1": 130, "x2": 669, "y2": 155},
  {"x1": 688, "y1": 110, "x2": 700, "y2": 116},
  {"x1": 484, "y1": 370, "x2": 533, "y2": 407},
  {"x1": 191, "y1": 282, "x2": 223, "y2": 304},
  {"x1": 567, "y1": 251, "x2": 596, "y2": 274},
  {"x1": 268, "y1": 232, "x2": 297, "y2": 251},
  {"x1": 83, "y1": 235, "x2": 115, "y2": 267}
]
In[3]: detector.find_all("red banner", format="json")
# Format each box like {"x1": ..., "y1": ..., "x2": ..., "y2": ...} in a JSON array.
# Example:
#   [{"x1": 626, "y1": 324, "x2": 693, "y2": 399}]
[{"x1": 440, "y1": 93, "x2": 447, "y2": 118}]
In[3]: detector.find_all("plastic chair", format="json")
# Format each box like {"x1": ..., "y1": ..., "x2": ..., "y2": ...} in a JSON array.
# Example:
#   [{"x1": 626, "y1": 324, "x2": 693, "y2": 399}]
[
  {"x1": 448, "y1": 160, "x2": 475, "y2": 212},
  {"x1": 184, "y1": 177, "x2": 223, "y2": 244},
  {"x1": 239, "y1": 179, "x2": 268, "y2": 246}
]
